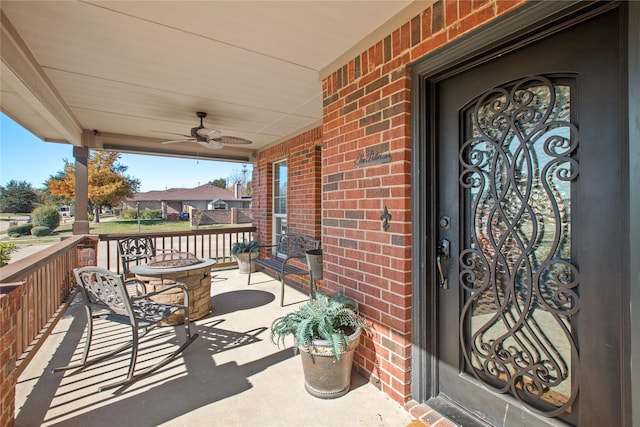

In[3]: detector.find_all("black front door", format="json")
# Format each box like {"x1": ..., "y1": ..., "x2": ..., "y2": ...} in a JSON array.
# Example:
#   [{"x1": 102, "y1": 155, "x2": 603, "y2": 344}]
[{"x1": 432, "y1": 7, "x2": 625, "y2": 426}]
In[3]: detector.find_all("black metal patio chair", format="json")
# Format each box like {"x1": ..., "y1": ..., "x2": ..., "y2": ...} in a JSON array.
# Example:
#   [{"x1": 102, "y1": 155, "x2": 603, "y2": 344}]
[
  {"x1": 52, "y1": 266, "x2": 198, "y2": 392},
  {"x1": 117, "y1": 236, "x2": 174, "y2": 277}
]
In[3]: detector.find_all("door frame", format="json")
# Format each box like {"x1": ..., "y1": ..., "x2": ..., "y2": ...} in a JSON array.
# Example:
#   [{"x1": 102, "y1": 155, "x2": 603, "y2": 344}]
[{"x1": 410, "y1": 1, "x2": 639, "y2": 424}]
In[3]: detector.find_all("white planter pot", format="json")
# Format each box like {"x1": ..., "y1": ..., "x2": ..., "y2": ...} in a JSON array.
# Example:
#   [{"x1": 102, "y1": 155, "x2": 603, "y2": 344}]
[
  {"x1": 298, "y1": 327, "x2": 362, "y2": 399},
  {"x1": 235, "y1": 252, "x2": 255, "y2": 274}
]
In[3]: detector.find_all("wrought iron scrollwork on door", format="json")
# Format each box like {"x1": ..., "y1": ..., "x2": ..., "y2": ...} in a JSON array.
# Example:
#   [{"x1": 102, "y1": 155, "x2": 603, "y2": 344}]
[{"x1": 458, "y1": 75, "x2": 580, "y2": 417}]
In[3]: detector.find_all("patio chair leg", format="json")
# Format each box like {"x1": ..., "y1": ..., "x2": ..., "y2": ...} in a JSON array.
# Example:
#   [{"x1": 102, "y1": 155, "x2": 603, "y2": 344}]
[
  {"x1": 78, "y1": 304, "x2": 93, "y2": 366},
  {"x1": 53, "y1": 298, "x2": 137, "y2": 373},
  {"x1": 98, "y1": 332, "x2": 198, "y2": 392},
  {"x1": 99, "y1": 305, "x2": 198, "y2": 392},
  {"x1": 52, "y1": 303, "x2": 94, "y2": 372},
  {"x1": 125, "y1": 326, "x2": 139, "y2": 381},
  {"x1": 53, "y1": 336, "x2": 137, "y2": 374},
  {"x1": 280, "y1": 277, "x2": 285, "y2": 306}
]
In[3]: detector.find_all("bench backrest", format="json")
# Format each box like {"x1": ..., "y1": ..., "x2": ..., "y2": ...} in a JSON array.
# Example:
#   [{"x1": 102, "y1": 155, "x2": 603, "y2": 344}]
[{"x1": 276, "y1": 233, "x2": 319, "y2": 259}]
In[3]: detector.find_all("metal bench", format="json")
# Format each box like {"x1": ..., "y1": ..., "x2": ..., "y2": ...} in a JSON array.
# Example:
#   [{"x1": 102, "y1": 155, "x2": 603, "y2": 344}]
[{"x1": 248, "y1": 233, "x2": 319, "y2": 306}]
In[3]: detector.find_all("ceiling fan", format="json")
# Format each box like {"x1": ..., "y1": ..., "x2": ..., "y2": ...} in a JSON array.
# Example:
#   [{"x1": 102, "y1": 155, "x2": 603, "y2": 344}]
[{"x1": 161, "y1": 112, "x2": 252, "y2": 149}]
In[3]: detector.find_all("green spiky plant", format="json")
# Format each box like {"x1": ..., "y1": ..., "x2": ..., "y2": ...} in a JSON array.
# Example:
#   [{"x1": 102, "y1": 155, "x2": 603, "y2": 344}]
[
  {"x1": 231, "y1": 239, "x2": 260, "y2": 256},
  {"x1": 270, "y1": 291, "x2": 367, "y2": 360}
]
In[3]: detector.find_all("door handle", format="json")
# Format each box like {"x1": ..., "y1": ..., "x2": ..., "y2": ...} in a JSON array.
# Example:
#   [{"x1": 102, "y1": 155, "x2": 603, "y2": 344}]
[{"x1": 437, "y1": 239, "x2": 450, "y2": 290}]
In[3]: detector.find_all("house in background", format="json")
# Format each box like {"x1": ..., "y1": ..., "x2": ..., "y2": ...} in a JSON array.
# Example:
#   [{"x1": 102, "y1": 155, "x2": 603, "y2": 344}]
[{"x1": 123, "y1": 183, "x2": 251, "y2": 219}]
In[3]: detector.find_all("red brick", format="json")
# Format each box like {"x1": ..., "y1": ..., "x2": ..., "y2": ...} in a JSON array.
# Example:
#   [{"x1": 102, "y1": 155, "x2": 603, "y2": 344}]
[
  {"x1": 460, "y1": 0, "x2": 473, "y2": 17},
  {"x1": 445, "y1": 0, "x2": 458, "y2": 27},
  {"x1": 497, "y1": 0, "x2": 525, "y2": 14},
  {"x1": 421, "y1": 8, "x2": 433, "y2": 39},
  {"x1": 264, "y1": 0, "x2": 529, "y2": 407},
  {"x1": 452, "y1": 4, "x2": 496, "y2": 39}
]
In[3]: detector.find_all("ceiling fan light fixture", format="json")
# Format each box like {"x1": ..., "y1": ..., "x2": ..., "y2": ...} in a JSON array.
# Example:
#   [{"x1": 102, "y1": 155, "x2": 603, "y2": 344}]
[
  {"x1": 208, "y1": 140, "x2": 224, "y2": 150},
  {"x1": 196, "y1": 128, "x2": 222, "y2": 139},
  {"x1": 161, "y1": 112, "x2": 251, "y2": 149}
]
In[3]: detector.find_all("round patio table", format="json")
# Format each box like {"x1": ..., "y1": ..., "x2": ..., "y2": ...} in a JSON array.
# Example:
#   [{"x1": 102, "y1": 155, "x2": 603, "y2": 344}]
[{"x1": 130, "y1": 257, "x2": 216, "y2": 325}]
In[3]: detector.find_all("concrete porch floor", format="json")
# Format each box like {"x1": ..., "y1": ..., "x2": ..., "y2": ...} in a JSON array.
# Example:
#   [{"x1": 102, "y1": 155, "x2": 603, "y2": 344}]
[{"x1": 15, "y1": 268, "x2": 417, "y2": 427}]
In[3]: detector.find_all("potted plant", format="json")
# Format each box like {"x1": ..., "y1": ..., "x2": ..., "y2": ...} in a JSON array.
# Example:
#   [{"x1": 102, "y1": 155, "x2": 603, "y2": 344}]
[
  {"x1": 231, "y1": 238, "x2": 259, "y2": 273},
  {"x1": 270, "y1": 291, "x2": 368, "y2": 399}
]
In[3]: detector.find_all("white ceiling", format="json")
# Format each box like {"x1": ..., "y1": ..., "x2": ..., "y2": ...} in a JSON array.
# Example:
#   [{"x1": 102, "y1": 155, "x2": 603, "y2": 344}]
[{"x1": 1, "y1": 1, "x2": 424, "y2": 163}]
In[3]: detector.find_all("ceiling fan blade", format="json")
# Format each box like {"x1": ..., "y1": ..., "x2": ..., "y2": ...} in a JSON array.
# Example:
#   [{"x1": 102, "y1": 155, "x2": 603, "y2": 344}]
[
  {"x1": 162, "y1": 138, "x2": 195, "y2": 145},
  {"x1": 217, "y1": 135, "x2": 253, "y2": 145},
  {"x1": 162, "y1": 132, "x2": 192, "y2": 137}
]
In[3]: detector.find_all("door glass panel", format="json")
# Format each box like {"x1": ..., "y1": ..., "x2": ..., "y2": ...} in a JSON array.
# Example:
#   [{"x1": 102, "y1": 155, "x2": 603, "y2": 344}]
[{"x1": 459, "y1": 76, "x2": 579, "y2": 417}]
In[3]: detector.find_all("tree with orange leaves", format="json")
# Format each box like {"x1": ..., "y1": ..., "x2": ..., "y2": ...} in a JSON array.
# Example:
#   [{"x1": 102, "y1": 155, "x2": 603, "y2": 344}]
[{"x1": 46, "y1": 151, "x2": 140, "y2": 222}]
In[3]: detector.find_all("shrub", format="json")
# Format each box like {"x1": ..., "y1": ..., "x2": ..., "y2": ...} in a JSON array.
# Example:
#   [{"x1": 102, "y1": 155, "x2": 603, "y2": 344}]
[
  {"x1": 112, "y1": 207, "x2": 122, "y2": 217},
  {"x1": 7, "y1": 223, "x2": 33, "y2": 237},
  {"x1": 140, "y1": 209, "x2": 162, "y2": 220},
  {"x1": 32, "y1": 205, "x2": 60, "y2": 230},
  {"x1": 31, "y1": 226, "x2": 51, "y2": 237},
  {"x1": 121, "y1": 210, "x2": 138, "y2": 220},
  {"x1": 0, "y1": 242, "x2": 17, "y2": 267}
]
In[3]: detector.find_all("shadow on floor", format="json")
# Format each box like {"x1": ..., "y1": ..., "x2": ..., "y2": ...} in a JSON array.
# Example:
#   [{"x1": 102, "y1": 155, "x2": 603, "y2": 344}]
[
  {"x1": 16, "y1": 301, "x2": 293, "y2": 427},
  {"x1": 211, "y1": 289, "x2": 275, "y2": 316}
]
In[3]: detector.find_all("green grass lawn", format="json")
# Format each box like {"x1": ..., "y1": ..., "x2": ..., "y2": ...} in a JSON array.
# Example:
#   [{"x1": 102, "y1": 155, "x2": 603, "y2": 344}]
[{"x1": 1, "y1": 218, "x2": 209, "y2": 245}]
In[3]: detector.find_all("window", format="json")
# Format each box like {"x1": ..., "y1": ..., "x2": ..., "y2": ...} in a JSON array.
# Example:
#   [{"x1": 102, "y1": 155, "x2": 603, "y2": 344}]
[{"x1": 273, "y1": 160, "x2": 287, "y2": 251}]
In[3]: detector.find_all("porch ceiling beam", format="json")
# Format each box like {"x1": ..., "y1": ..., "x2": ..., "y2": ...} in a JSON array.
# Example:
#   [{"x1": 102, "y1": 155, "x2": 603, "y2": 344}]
[
  {"x1": 0, "y1": 10, "x2": 82, "y2": 146},
  {"x1": 92, "y1": 131, "x2": 168, "y2": 149}
]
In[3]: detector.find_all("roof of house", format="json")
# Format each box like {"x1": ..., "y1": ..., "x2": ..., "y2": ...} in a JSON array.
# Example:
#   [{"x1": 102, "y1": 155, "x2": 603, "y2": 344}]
[{"x1": 127, "y1": 184, "x2": 249, "y2": 202}]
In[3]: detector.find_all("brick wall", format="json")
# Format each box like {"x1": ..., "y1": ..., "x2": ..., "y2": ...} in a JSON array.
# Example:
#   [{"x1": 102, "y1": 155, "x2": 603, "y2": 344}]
[
  {"x1": 76, "y1": 235, "x2": 98, "y2": 268},
  {"x1": 235, "y1": 208, "x2": 253, "y2": 224},
  {"x1": 0, "y1": 285, "x2": 21, "y2": 427},
  {"x1": 321, "y1": 0, "x2": 525, "y2": 406},
  {"x1": 253, "y1": 127, "x2": 323, "y2": 245},
  {"x1": 188, "y1": 207, "x2": 253, "y2": 226},
  {"x1": 122, "y1": 200, "x2": 160, "y2": 211},
  {"x1": 252, "y1": 127, "x2": 323, "y2": 291}
]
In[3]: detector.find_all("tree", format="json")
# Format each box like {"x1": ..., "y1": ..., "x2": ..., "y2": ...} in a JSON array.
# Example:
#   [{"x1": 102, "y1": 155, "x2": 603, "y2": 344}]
[
  {"x1": 47, "y1": 151, "x2": 140, "y2": 222},
  {"x1": 0, "y1": 180, "x2": 39, "y2": 213},
  {"x1": 39, "y1": 174, "x2": 72, "y2": 207},
  {"x1": 227, "y1": 165, "x2": 250, "y2": 186},
  {"x1": 244, "y1": 180, "x2": 253, "y2": 196},
  {"x1": 210, "y1": 178, "x2": 227, "y2": 189},
  {"x1": 227, "y1": 164, "x2": 253, "y2": 195}
]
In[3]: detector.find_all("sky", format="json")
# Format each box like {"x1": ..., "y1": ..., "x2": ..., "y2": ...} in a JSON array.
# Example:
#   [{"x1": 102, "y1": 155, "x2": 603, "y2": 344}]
[{"x1": 0, "y1": 113, "x2": 252, "y2": 192}]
